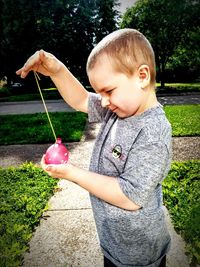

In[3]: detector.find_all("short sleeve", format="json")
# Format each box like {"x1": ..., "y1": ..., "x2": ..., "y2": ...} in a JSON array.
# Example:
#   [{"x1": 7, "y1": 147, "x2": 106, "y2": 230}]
[
  {"x1": 117, "y1": 141, "x2": 171, "y2": 207},
  {"x1": 88, "y1": 92, "x2": 107, "y2": 123}
]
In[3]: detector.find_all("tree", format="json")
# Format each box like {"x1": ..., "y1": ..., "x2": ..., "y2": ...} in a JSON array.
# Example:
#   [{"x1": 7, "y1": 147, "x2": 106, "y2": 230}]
[
  {"x1": 0, "y1": 0, "x2": 120, "y2": 88},
  {"x1": 121, "y1": 0, "x2": 200, "y2": 87},
  {"x1": 166, "y1": 30, "x2": 200, "y2": 82},
  {"x1": 0, "y1": 0, "x2": 39, "y2": 86},
  {"x1": 94, "y1": 0, "x2": 120, "y2": 43},
  {"x1": 0, "y1": 0, "x2": 96, "y2": 87},
  {"x1": 36, "y1": 0, "x2": 97, "y2": 85}
]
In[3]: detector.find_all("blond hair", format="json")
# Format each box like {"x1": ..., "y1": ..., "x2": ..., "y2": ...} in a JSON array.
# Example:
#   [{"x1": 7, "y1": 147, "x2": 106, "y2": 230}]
[{"x1": 87, "y1": 29, "x2": 156, "y2": 85}]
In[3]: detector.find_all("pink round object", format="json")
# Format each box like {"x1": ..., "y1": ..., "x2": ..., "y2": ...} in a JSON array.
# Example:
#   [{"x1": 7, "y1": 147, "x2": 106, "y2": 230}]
[{"x1": 45, "y1": 138, "x2": 69, "y2": 164}]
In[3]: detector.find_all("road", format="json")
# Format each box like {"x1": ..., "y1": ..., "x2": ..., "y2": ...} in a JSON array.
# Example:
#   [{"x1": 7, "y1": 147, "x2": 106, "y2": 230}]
[{"x1": 0, "y1": 93, "x2": 199, "y2": 115}]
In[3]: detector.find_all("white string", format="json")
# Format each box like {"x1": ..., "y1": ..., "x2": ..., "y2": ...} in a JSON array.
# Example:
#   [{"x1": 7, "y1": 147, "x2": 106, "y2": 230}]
[{"x1": 34, "y1": 71, "x2": 57, "y2": 141}]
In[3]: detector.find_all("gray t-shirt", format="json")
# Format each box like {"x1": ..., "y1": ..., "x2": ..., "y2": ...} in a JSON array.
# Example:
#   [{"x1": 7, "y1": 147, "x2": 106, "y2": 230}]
[{"x1": 88, "y1": 93, "x2": 172, "y2": 267}]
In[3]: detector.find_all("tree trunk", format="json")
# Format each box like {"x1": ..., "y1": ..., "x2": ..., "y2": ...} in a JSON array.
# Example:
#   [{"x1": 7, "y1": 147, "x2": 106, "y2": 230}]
[
  {"x1": 6, "y1": 73, "x2": 12, "y2": 88},
  {"x1": 160, "y1": 62, "x2": 165, "y2": 88},
  {"x1": 160, "y1": 78, "x2": 165, "y2": 88}
]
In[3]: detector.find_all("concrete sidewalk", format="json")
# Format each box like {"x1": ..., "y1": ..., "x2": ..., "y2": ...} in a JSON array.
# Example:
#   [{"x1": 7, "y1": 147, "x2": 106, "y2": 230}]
[
  {"x1": 0, "y1": 99, "x2": 74, "y2": 115},
  {"x1": 14, "y1": 123, "x2": 191, "y2": 267}
]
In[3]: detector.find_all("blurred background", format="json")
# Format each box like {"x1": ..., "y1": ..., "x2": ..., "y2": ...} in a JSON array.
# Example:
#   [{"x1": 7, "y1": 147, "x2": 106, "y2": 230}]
[{"x1": 0, "y1": 0, "x2": 199, "y2": 95}]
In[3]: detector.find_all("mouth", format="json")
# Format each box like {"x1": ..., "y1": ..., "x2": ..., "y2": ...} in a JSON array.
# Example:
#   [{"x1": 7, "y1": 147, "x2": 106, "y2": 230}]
[{"x1": 110, "y1": 107, "x2": 117, "y2": 112}]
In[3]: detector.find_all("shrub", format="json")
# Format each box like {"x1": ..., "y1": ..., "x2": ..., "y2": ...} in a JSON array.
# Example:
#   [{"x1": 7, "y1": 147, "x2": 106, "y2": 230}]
[
  {"x1": 163, "y1": 161, "x2": 200, "y2": 265},
  {"x1": 0, "y1": 86, "x2": 11, "y2": 98},
  {"x1": 0, "y1": 163, "x2": 57, "y2": 267}
]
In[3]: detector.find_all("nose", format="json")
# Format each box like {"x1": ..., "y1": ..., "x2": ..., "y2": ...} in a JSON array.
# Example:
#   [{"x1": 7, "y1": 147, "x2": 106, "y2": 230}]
[{"x1": 101, "y1": 95, "x2": 110, "y2": 108}]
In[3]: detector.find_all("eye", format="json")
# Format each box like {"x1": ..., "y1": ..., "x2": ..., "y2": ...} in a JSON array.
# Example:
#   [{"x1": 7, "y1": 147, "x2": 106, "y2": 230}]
[{"x1": 106, "y1": 88, "x2": 115, "y2": 94}]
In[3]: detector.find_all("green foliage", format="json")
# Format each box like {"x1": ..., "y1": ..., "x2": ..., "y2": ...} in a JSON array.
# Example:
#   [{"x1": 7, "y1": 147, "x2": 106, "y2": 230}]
[
  {"x1": 121, "y1": 0, "x2": 200, "y2": 86},
  {"x1": 166, "y1": 38, "x2": 200, "y2": 83},
  {"x1": 0, "y1": 0, "x2": 39, "y2": 84},
  {"x1": 0, "y1": 162, "x2": 58, "y2": 267},
  {"x1": 0, "y1": 112, "x2": 88, "y2": 145},
  {"x1": 0, "y1": 90, "x2": 61, "y2": 102},
  {"x1": 163, "y1": 161, "x2": 200, "y2": 264},
  {"x1": 164, "y1": 105, "x2": 200, "y2": 137},
  {"x1": 94, "y1": 0, "x2": 120, "y2": 43},
  {"x1": 156, "y1": 83, "x2": 200, "y2": 92},
  {"x1": 0, "y1": 86, "x2": 11, "y2": 98},
  {"x1": 37, "y1": 0, "x2": 96, "y2": 84},
  {"x1": 0, "y1": 0, "x2": 120, "y2": 86},
  {"x1": 0, "y1": 105, "x2": 199, "y2": 146}
]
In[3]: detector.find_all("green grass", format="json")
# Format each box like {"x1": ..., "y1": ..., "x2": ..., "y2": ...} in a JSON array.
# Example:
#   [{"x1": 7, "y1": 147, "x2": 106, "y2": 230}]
[
  {"x1": 156, "y1": 83, "x2": 200, "y2": 92},
  {"x1": 157, "y1": 82, "x2": 200, "y2": 88},
  {"x1": 164, "y1": 104, "x2": 200, "y2": 136},
  {"x1": 0, "y1": 90, "x2": 61, "y2": 102},
  {"x1": 0, "y1": 105, "x2": 199, "y2": 145},
  {"x1": 0, "y1": 163, "x2": 58, "y2": 267},
  {"x1": 163, "y1": 160, "x2": 200, "y2": 265},
  {"x1": 0, "y1": 112, "x2": 88, "y2": 145},
  {"x1": 0, "y1": 105, "x2": 200, "y2": 145}
]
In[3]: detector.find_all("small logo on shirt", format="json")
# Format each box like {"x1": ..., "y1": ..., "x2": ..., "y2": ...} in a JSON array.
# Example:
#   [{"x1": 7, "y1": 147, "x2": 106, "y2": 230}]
[{"x1": 112, "y1": 145, "x2": 122, "y2": 159}]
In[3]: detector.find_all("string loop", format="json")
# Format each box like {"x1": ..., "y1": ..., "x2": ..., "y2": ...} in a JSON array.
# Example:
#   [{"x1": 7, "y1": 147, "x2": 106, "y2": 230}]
[{"x1": 34, "y1": 71, "x2": 57, "y2": 141}]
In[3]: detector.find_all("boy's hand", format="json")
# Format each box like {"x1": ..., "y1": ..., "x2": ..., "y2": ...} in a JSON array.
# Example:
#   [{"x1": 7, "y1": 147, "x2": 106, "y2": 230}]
[
  {"x1": 16, "y1": 50, "x2": 63, "y2": 78},
  {"x1": 41, "y1": 154, "x2": 74, "y2": 180}
]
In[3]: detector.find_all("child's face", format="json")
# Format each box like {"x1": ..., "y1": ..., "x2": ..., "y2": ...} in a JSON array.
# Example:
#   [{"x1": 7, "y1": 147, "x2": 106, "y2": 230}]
[{"x1": 88, "y1": 53, "x2": 147, "y2": 118}]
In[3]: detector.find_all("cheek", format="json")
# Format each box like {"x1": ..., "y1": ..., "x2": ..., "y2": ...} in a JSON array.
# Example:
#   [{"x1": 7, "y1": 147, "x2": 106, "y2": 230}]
[
  {"x1": 123, "y1": 92, "x2": 143, "y2": 111},
  {"x1": 130, "y1": 88, "x2": 144, "y2": 103}
]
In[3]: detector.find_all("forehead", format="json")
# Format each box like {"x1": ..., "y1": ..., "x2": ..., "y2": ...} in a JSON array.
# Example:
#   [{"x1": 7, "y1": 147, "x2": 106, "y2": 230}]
[
  {"x1": 89, "y1": 53, "x2": 115, "y2": 74},
  {"x1": 88, "y1": 54, "x2": 117, "y2": 88}
]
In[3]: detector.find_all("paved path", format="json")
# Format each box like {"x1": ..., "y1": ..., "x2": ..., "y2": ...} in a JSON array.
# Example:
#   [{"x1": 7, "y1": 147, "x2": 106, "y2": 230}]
[
  {"x1": 0, "y1": 99, "x2": 74, "y2": 115},
  {"x1": 158, "y1": 92, "x2": 200, "y2": 105},
  {"x1": 0, "y1": 93, "x2": 199, "y2": 115}
]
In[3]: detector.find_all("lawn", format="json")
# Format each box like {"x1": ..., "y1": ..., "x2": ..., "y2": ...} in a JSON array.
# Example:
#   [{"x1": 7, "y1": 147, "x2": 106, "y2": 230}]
[
  {"x1": 156, "y1": 82, "x2": 200, "y2": 92},
  {"x1": 0, "y1": 112, "x2": 88, "y2": 145},
  {"x1": 164, "y1": 104, "x2": 200, "y2": 136},
  {"x1": 0, "y1": 104, "x2": 199, "y2": 145},
  {"x1": 0, "y1": 90, "x2": 62, "y2": 102}
]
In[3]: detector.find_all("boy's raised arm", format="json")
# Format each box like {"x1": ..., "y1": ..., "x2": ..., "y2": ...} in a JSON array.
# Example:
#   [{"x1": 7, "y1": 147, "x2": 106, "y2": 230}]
[{"x1": 16, "y1": 50, "x2": 89, "y2": 113}]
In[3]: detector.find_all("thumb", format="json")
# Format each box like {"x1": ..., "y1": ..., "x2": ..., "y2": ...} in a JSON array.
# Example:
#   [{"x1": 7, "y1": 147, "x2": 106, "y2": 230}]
[
  {"x1": 39, "y1": 49, "x2": 45, "y2": 60},
  {"x1": 45, "y1": 165, "x2": 53, "y2": 171},
  {"x1": 45, "y1": 164, "x2": 58, "y2": 173},
  {"x1": 39, "y1": 49, "x2": 55, "y2": 63}
]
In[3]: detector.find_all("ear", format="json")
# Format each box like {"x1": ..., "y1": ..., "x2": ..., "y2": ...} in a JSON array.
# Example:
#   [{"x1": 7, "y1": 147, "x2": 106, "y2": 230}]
[{"x1": 138, "y1": 64, "x2": 150, "y2": 89}]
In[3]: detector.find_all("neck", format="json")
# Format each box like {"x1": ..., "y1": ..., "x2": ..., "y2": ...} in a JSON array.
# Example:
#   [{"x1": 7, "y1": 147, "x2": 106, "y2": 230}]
[{"x1": 136, "y1": 87, "x2": 159, "y2": 115}]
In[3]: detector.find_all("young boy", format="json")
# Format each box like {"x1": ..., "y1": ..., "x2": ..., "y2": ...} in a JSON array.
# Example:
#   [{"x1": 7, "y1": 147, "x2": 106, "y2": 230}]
[{"x1": 17, "y1": 29, "x2": 171, "y2": 267}]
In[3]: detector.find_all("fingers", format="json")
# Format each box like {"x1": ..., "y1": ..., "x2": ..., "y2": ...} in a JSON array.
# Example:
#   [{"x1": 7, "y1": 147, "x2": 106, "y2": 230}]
[
  {"x1": 41, "y1": 154, "x2": 61, "y2": 178},
  {"x1": 41, "y1": 154, "x2": 51, "y2": 171},
  {"x1": 16, "y1": 50, "x2": 44, "y2": 78}
]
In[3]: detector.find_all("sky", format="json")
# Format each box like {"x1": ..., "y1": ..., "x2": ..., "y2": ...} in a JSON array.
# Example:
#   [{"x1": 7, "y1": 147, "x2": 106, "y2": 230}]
[{"x1": 117, "y1": 0, "x2": 137, "y2": 14}]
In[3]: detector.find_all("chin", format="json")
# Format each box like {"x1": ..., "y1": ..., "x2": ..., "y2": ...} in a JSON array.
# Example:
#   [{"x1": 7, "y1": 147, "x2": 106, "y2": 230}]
[
  {"x1": 115, "y1": 111, "x2": 128, "y2": 118},
  {"x1": 117, "y1": 110, "x2": 137, "y2": 118}
]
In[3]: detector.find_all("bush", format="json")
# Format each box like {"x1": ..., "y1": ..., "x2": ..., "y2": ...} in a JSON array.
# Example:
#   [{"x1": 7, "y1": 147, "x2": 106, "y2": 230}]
[
  {"x1": 0, "y1": 86, "x2": 11, "y2": 98},
  {"x1": 163, "y1": 161, "x2": 200, "y2": 265},
  {"x1": 0, "y1": 163, "x2": 58, "y2": 267}
]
